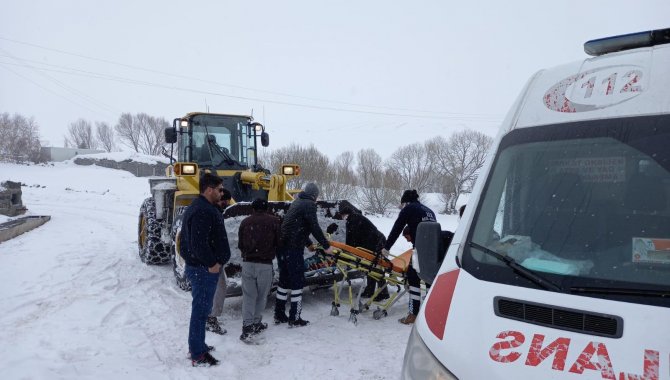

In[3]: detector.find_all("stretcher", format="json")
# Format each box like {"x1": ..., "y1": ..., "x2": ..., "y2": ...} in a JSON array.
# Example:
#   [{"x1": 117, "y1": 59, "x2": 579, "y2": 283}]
[{"x1": 318, "y1": 241, "x2": 413, "y2": 324}]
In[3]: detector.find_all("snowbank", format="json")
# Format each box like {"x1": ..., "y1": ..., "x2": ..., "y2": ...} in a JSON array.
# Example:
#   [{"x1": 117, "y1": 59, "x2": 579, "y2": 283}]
[{"x1": 72, "y1": 151, "x2": 170, "y2": 165}]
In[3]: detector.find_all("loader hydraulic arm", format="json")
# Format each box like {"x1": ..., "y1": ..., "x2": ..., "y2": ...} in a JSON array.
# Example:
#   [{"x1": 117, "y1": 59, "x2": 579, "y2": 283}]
[{"x1": 238, "y1": 171, "x2": 294, "y2": 201}]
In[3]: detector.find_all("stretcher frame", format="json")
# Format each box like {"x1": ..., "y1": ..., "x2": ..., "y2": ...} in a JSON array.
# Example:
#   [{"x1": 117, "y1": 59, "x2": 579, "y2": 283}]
[{"x1": 320, "y1": 241, "x2": 413, "y2": 324}]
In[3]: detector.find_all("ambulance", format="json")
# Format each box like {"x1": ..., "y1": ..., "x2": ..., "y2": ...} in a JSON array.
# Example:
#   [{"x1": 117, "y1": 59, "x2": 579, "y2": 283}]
[{"x1": 402, "y1": 28, "x2": 670, "y2": 379}]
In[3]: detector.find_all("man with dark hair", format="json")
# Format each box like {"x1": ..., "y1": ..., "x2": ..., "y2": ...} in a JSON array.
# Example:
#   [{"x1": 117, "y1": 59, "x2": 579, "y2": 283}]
[
  {"x1": 205, "y1": 188, "x2": 234, "y2": 336},
  {"x1": 383, "y1": 189, "x2": 436, "y2": 325},
  {"x1": 274, "y1": 182, "x2": 334, "y2": 327},
  {"x1": 338, "y1": 205, "x2": 390, "y2": 300},
  {"x1": 180, "y1": 173, "x2": 231, "y2": 366},
  {"x1": 238, "y1": 198, "x2": 280, "y2": 342}
]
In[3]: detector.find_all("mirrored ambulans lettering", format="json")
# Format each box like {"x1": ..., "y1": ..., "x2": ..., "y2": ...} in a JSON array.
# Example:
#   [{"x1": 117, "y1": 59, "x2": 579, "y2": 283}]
[
  {"x1": 489, "y1": 330, "x2": 661, "y2": 379},
  {"x1": 544, "y1": 65, "x2": 644, "y2": 112}
]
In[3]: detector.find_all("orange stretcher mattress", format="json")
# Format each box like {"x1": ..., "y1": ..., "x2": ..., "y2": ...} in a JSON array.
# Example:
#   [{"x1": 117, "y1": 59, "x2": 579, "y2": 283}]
[{"x1": 328, "y1": 241, "x2": 412, "y2": 273}]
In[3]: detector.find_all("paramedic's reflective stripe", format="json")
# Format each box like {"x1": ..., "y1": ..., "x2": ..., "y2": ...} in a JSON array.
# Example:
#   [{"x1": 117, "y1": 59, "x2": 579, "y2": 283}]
[
  {"x1": 290, "y1": 289, "x2": 302, "y2": 302},
  {"x1": 409, "y1": 286, "x2": 421, "y2": 300},
  {"x1": 276, "y1": 287, "x2": 288, "y2": 300}
]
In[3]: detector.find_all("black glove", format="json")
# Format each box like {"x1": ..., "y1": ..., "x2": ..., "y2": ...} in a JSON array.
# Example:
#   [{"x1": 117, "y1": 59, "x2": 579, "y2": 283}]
[{"x1": 326, "y1": 223, "x2": 338, "y2": 234}]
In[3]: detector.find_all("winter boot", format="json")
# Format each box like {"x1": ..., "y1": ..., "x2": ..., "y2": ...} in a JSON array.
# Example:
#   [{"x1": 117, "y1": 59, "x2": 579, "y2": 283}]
[
  {"x1": 360, "y1": 279, "x2": 376, "y2": 298},
  {"x1": 239, "y1": 324, "x2": 256, "y2": 343},
  {"x1": 192, "y1": 352, "x2": 219, "y2": 367},
  {"x1": 398, "y1": 313, "x2": 417, "y2": 325},
  {"x1": 205, "y1": 316, "x2": 227, "y2": 335},
  {"x1": 188, "y1": 345, "x2": 215, "y2": 360},
  {"x1": 253, "y1": 321, "x2": 268, "y2": 334},
  {"x1": 274, "y1": 313, "x2": 289, "y2": 324},
  {"x1": 288, "y1": 318, "x2": 310, "y2": 327},
  {"x1": 376, "y1": 286, "x2": 391, "y2": 301}
]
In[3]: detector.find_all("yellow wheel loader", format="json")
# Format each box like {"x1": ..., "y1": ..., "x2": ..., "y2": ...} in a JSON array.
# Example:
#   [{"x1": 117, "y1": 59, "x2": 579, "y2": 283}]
[{"x1": 137, "y1": 112, "x2": 356, "y2": 294}]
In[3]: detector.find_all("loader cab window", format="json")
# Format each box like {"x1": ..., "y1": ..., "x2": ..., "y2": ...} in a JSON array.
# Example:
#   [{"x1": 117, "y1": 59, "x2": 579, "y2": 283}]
[
  {"x1": 178, "y1": 115, "x2": 255, "y2": 169},
  {"x1": 463, "y1": 115, "x2": 670, "y2": 307}
]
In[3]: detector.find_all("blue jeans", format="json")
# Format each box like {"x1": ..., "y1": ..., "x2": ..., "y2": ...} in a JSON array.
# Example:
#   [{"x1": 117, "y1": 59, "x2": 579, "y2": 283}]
[{"x1": 185, "y1": 264, "x2": 219, "y2": 358}]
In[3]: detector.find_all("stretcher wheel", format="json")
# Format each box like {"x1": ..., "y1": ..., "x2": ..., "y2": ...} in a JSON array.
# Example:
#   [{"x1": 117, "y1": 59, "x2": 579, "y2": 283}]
[
  {"x1": 349, "y1": 312, "x2": 358, "y2": 325},
  {"x1": 373, "y1": 309, "x2": 387, "y2": 320},
  {"x1": 330, "y1": 305, "x2": 339, "y2": 316}
]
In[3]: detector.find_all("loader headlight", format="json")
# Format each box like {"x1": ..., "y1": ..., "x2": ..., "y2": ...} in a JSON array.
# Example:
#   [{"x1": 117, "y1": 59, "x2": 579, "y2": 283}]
[
  {"x1": 174, "y1": 163, "x2": 197, "y2": 176},
  {"x1": 180, "y1": 120, "x2": 189, "y2": 128},
  {"x1": 182, "y1": 164, "x2": 196, "y2": 175},
  {"x1": 401, "y1": 327, "x2": 458, "y2": 380},
  {"x1": 281, "y1": 164, "x2": 300, "y2": 176}
]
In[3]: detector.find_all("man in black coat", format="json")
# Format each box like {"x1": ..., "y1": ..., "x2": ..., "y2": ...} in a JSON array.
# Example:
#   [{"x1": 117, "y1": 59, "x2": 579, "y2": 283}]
[
  {"x1": 383, "y1": 189, "x2": 436, "y2": 325},
  {"x1": 180, "y1": 173, "x2": 231, "y2": 366},
  {"x1": 274, "y1": 182, "x2": 333, "y2": 327},
  {"x1": 338, "y1": 205, "x2": 390, "y2": 300}
]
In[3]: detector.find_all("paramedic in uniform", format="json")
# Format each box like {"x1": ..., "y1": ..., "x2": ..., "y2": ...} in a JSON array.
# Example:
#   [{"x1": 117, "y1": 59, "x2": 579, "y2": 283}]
[{"x1": 382, "y1": 189, "x2": 436, "y2": 324}]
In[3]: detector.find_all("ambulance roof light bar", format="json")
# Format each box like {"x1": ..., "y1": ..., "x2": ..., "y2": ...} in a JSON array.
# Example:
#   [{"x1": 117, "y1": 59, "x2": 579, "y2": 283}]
[{"x1": 584, "y1": 27, "x2": 670, "y2": 56}]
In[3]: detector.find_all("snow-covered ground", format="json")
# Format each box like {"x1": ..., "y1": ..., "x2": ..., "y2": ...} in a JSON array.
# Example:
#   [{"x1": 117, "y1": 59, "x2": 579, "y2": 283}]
[{"x1": 0, "y1": 162, "x2": 459, "y2": 379}]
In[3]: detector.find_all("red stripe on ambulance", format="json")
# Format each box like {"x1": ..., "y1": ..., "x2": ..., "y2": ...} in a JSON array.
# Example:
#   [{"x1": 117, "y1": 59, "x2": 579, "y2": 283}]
[
  {"x1": 424, "y1": 269, "x2": 460, "y2": 340},
  {"x1": 489, "y1": 330, "x2": 663, "y2": 379}
]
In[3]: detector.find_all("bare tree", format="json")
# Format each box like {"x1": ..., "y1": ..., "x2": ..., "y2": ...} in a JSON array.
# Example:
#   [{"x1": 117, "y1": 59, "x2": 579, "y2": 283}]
[
  {"x1": 115, "y1": 113, "x2": 140, "y2": 152},
  {"x1": 387, "y1": 142, "x2": 433, "y2": 194},
  {"x1": 96, "y1": 122, "x2": 115, "y2": 152},
  {"x1": 355, "y1": 148, "x2": 400, "y2": 214},
  {"x1": 264, "y1": 144, "x2": 330, "y2": 191},
  {"x1": 113, "y1": 112, "x2": 168, "y2": 155},
  {"x1": 320, "y1": 151, "x2": 357, "y2": 200},
  {"x1": 427, "y1": 130, "x2": 493, "y2": 213},
  {"x1": 145, "y1": 116, "x2": 169, "y2": 156},
  {"x1": 64, "y1": 119, "x2": 96, "y2": 149},
  {"x1": 0, "y1": 112, "x2": 41, "y2": 163}
]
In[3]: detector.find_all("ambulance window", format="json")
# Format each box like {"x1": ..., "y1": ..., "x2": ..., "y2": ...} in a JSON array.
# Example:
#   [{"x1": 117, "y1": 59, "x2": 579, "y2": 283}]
[{"x1": 463, "y1": 115, "x2": 670, "y2": 307}]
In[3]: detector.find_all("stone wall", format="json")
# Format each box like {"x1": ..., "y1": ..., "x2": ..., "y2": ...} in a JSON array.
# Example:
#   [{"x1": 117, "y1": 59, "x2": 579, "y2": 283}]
[
  {"x1": 73, "y1": 158, "x2": 169, "y2": 177},
  {"x1": 0, "y1": 181, "x2": 26, "y2": 217}
]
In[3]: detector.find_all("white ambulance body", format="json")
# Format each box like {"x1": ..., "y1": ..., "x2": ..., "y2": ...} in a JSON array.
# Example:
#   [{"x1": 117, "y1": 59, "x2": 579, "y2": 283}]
[{"x1": 402, "y1": 29, "x2": 670, "y2": 379}]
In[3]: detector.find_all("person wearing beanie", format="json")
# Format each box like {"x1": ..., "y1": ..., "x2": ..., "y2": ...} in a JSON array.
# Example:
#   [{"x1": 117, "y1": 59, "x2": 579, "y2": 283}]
[
  {"x1": 238, "y1": 198, "x2": 280, "y2": 342},
  {"x1": 383, "y1": 189, "x2": 436, "y2": 325},
  {"x1": 274, "y1": 182, "x2": 334, "y2": 327},
  {"x1": 338, "y1": 205, "x2": 390, "y2": 300}
]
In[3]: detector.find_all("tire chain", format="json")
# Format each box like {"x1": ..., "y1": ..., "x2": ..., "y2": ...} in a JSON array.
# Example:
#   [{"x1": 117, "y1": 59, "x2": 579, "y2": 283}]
[{"x1": 138, "y1": 198, "x2": 171, "y2": 265}]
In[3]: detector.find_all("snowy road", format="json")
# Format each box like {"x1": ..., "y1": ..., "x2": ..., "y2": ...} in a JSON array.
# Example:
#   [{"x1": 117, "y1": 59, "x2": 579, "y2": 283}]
[{"x1": 0, "y1": 162, "x2": 461, "y2": 379}]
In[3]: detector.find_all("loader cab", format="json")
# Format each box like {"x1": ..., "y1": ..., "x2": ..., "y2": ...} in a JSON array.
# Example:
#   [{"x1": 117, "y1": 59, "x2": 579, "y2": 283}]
[{"x1": 167, "y1": 113, "x2": 269, "y2": 171}]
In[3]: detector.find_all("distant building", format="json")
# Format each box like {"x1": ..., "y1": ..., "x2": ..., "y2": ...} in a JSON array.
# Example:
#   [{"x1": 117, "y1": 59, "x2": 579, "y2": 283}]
[{"x1": 39, "y1": 147, "x2": 105, "y2": 162}]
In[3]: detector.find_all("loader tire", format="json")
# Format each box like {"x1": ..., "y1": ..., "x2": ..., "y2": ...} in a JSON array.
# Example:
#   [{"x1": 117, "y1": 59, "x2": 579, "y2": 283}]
[
  {"x1": 171, "y1": 214, "x2": 191, "y2": 291},
  {"x1": 138, "y1": 198, "x2": 171, "y2": 265}
]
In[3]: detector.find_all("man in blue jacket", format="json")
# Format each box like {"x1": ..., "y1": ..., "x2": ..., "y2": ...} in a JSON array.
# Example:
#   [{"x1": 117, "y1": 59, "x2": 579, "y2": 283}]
[
  {"x1": 180, "y1": 173, "x2": 231, "y2": 366},
  {"x1": 383, "y1": 189, "x2": 436, "y2": 325}
]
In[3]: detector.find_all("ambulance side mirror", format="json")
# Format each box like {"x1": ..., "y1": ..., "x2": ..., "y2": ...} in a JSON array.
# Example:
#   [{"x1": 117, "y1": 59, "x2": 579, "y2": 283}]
[{"x1": 415, "y1": 222, "x2": 453, "y2": 285}]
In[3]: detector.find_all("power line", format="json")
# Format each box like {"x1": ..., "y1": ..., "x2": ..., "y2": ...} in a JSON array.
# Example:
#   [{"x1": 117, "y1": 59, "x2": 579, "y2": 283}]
[
  {"x1": 0, "y1": 36, "x2": 504, "y2": 119},
  {"x1": 0, "y1": 58, "x2": 500, "y2": 123},
  {"x1": 0, "y1": 59, "x2": 503, "y2": 122},
  {"x1": 0, "y1": 63, "x2": 102, "y2": 116},
  {"x1": 0, "y1": 48, "x2": 118, "y2": 115}
]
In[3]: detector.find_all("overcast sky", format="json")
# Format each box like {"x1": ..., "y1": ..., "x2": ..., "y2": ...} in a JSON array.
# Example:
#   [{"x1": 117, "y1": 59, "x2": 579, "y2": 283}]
[{"x1": 1, "y1": 0, "x2": 668, "y2": 158}]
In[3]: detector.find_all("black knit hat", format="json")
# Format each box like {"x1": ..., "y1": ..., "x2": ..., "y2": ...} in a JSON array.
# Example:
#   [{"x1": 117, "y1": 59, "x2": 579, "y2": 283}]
[
  {"x1": 339, "y1": 204, "x2": 354, "y2": 216},
  {"x1": 251, "y1": 198, "x2": 268, "y2": 211},
  {"x1": 221, "y1": 188, "x2": 232, "y2": 201},
  {"x1": 400, "y1": 189, "x2": 419, "y2": 203}
]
